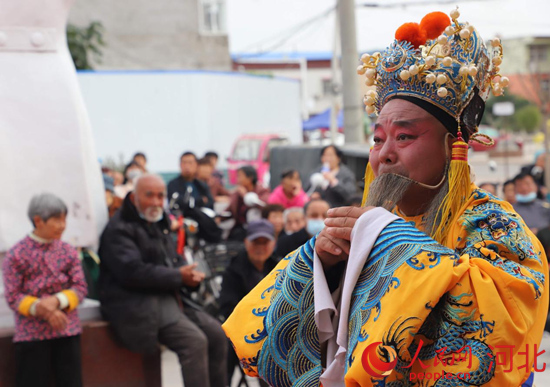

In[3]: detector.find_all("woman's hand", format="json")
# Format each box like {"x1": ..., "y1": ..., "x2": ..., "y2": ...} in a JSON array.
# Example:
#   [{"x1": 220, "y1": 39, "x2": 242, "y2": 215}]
[
  {"x1": 35, "y1": 296, "x2": 60, "y2": 318},
  {"x1": 47, "y1": 310, "x2": 68, "y2": 331}
]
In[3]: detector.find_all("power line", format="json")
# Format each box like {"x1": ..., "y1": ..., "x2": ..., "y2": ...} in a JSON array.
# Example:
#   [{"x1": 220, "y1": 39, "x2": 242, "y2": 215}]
[
  {"x1": 236, "y1": 6, "x2": 334, "y2": 56},
  {"x1": 359, "y1": 0, "x2": 494, "y2": 7},
  {"x1": 236, "y1": 0, "x2": 495, "y2": 57}
]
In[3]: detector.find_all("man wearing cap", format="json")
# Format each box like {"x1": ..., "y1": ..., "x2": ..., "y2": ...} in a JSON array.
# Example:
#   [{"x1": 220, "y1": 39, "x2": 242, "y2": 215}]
[
  {"x1": 219, "y1": 219, "x2": 279, "y2": 321},
  {"x1": 223, "y1": 9, "x2": 548, "y2": 387},
  {"x1": 219, "y1": 220, "x2": 279, "y2": 386}
]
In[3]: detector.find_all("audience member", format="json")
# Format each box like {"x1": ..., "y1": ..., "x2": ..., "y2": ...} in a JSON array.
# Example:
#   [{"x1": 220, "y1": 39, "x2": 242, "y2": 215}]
[
  {"x1": 268, "y1": 169, "x2": 309, "y2": 209},
  {"x1": 103, "y1": 174, "x2": 122, "y2": 218},
  {"x1": 520, "y1": 151, "x2": 546, "y2": 191},
  {"x1": 2, "y1": 193, "x2": 87, "y2": 387},
  {"x1": 98, "y1": 174, "x2": 227, "y2": 387},
  {"x1": 479, "y1": 182, "x2": 497, "y2": 196},
  {"x1": 275, "y1": 199, "x2": 330, "y2": 258},
  {"x1": 204, "y1": 151, "x2": 225, "y2": 184},
  {"x1": 132, "y1": 152, "x2": 148, "y2": 172},
  {"x1": 115, "y1": 161, "x2": 143, "y2": 199},
  {"x1": 168, "y1": 152, "x2": 214, "y2": 210},
  {"x1": 502, "y1": 179, "x2": 516, "y2": 205},
  {"x1": 307, "y1": 145, "x2": 357, "y2": 208},
  {"x1": 513, "y1": 172, "x2": 550, "y2": 234},
  {"x1": 283, "y1": 207, "x2": 306, "y2": 235},
  {"x1": 261, "y1": 204, "x2": 285, "y2": 240},
  {"x1": 219, "y1": 220, "x2": 277, "y2": 386},
  {"x1": 197, "y1": 157, "x2": 229, "y2": 200},
  {"x1": 228, "y1": 165, "x2": 270, "y2": 240}
]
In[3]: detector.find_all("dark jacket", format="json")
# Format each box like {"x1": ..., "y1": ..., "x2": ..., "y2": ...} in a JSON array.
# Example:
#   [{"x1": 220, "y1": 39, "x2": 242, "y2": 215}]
[
  {"x1": 514, "y1": 199, "x2": 550, "y2": 231},
  {"x1": 308, "y1": 164, "x2": 358, "y2": 208},
  {"x1": 218, "y1": 249, "x2": 279, "y2": 319},
  {"x1": 274, "y1": 228, "x2": 311, "y2": 259},
  {"x1": 168, "y1": 175, "x2": 214, "y2": 210},
  {"x1": 98, "y1": 194, "x2": 185, "y2": 354}
]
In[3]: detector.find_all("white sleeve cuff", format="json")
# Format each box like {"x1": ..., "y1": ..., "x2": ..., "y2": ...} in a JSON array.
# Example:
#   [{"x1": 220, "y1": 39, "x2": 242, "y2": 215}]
[
  {"x1": 29, "y1": 300, "x2": 39, "y2": 316},
  {"x1": 55, "y1": 292, "x2": 70, "y2": 310}
]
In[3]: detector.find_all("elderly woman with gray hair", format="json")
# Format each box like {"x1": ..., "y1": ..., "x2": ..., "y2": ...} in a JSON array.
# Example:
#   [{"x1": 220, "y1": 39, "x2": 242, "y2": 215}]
[{"x1": 2, "y1": 193, "x2": 87, "y2": 387}]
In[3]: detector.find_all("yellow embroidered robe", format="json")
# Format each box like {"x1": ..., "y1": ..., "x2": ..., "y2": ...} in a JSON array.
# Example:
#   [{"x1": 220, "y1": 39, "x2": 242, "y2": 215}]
[{"x1": 223, "y1": 187, "x2": 548, "y2": 386}]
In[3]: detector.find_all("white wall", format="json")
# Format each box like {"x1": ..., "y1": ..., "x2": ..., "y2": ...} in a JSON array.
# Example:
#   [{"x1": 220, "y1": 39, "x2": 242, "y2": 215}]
[
  {"x1": 77, "y1": 71, "x2": 302, "y2": 172},
  {"x1": 240, "y1": 67, "x2": 336, "y2": 116}
]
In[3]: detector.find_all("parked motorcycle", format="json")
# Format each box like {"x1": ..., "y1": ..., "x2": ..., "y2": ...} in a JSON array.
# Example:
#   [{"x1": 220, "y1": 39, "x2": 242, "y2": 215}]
[{"x1": 169, "y1": 189, "x2": 230, "y2": 316}]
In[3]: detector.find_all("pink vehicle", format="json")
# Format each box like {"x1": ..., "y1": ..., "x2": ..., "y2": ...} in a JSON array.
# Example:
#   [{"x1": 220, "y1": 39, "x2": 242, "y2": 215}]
[{"x1": 227, "y1": 134, "x2": 290, "y2": 186}]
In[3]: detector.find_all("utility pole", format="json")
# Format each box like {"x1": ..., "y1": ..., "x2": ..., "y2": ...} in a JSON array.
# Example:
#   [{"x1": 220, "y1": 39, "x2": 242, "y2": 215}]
[
  {"x1": 338, "y1": 0, "x2": 363, "y2": 144},
  {"x1": 329, "y1": 13, "x2": 341, "y2": 143}
]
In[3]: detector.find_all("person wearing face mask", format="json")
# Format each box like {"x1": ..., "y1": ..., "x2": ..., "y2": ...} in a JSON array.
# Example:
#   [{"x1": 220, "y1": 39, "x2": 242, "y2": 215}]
[
  {"x1": 98, "y1": 174, "x2": 227, "y2": 387},
  {"x1": 274, "y1": 199, "x2": 330, "y2": 258},
  {"x1": 513, "y1": 172, "x2": 550, "y2": 234},
  {"x1": 114, "y1": 161, "x2": 143, "y2": 199}
]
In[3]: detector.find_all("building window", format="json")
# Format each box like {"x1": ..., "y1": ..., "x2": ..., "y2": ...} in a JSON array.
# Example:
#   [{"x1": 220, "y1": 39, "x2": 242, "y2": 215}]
[
  {"x1": 530, "y1": 45, "x2": 548, "y2": 63},
  {"x1": 199, "y1": 0, "x2": 227, "y2": 35}
]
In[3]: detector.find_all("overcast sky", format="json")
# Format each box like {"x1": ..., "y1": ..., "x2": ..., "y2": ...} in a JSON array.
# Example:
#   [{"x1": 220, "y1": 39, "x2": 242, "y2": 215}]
[{"x1": 227, "y1": 0, "x2": 550, "y2": 55}]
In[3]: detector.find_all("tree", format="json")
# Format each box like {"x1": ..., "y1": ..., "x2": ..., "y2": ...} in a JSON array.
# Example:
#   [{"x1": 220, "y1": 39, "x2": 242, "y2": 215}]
[
  {"x1": 482, "y1": 94, "x2": 543, "y2": 132},
  {"x1": 515, "y1": 105, "x2": 542, "y2": 133},
  {"x1": 67, "y1": 21, "x2": 105, "y2": 70}
]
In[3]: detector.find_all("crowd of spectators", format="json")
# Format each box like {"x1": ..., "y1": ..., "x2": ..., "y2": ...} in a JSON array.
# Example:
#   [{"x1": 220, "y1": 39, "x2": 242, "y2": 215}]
[{"x1": 10, "y1": 144, "x2": 550, "y2": 386}]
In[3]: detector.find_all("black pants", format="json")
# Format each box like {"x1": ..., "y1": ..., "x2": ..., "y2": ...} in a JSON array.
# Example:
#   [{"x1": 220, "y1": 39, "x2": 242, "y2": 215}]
[
  {"x1": 158, "y1": 308, "x2": 227, "y2": 387},
  {"x1": 14, "y1": 335, "x2": 82, "y2": 387}
]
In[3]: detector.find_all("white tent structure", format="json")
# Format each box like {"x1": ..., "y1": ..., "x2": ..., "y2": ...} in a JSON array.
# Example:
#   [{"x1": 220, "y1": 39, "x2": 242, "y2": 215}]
[{"x1": 0, "y1": 0, "x2": 107, "y2": 251}]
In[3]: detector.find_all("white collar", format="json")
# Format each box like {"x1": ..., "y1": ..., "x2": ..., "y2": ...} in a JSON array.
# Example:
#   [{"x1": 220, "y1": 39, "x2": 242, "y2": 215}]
[{"x1": 29, "y1": 232, "x2": 53, "y2": 244}]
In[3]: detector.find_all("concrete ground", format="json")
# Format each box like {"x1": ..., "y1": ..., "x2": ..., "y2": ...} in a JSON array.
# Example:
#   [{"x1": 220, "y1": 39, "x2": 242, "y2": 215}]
[{"x1": 161, "y1": 350, "x2": 262, "y2": 387}]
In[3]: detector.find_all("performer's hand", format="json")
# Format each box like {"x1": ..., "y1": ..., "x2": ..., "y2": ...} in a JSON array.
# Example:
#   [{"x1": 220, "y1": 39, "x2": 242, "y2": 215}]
[
  {"x1": 35, "y1": 296, "x2": 60, "y2": 319},
  {"x1": 324, "y1": 206, "x2": 374, "y2": 242},
  {"x1": 315, "y1": 206, "x2": 374, "y2": 270},
  {"x1": 179, "y1": 263, "x2": 205, "y2": 287},
  {"x1": 47, "y1": 310, "x2": 68, "y2": 331}
]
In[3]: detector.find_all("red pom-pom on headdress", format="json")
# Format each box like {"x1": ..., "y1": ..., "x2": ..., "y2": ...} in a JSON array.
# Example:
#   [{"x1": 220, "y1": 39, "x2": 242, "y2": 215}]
[
  {"x1": 395, "y1": 22, "x2": 427, "y2": 49},
  {"x1": 420, "y1": 12, "x2": 451, "y2": 39}
]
